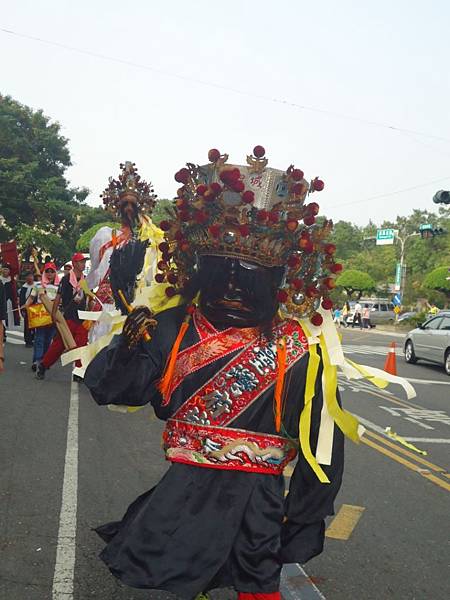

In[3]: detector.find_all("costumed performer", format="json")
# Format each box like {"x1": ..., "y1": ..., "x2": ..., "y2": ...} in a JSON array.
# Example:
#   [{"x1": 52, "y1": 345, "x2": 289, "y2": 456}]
[
  {"x1": 84, "y1": 145, "x2": 357, "y2": 600},
  {"x1": 86, "y1": 161, "x2": 161, "y2": 342},
  {"x1": 36, "y1": 254, "x2": 91, "y2": 381}
]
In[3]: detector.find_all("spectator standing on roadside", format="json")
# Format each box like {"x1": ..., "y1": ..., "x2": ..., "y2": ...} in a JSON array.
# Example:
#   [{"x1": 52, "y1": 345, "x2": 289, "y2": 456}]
[
  {"x1": 63, "y1": 263, "x2": 72, "y2": 275},
  {"x1": 427, "y1": 302, "x2": 439, "y2": 316},
  {"x1": 342, "y1": 301, "x2": 350, "y2": 327},
  {"x1": 1, "y1": 263, "x2": 20, "y2": 329},
  {"x1": 23, "y1": 263, "x2": 59, "y2": 372},
  {"x1": 352, "y1": 300, "x2": 363, "y2": 329},
  {"x1": 36, "y1": 254, "x2": 90, "y2": 382},
  {"x1": 362, "y1": 303, "x2": 371, "y2": 329},
  {"x1": 19, "y1": 272, "x2": 36, "y2": 347},
  {"x1": 333, "y1": 306, "x2": 342, "y2": 327},
  {"x1": 0, "y1": 279, "x2": 6, "y2": 373}
]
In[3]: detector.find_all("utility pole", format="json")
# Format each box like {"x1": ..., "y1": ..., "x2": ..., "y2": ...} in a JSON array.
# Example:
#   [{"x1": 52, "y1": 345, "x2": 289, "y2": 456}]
[{"x1": 395, "y1": 231, "x2": 419, "y2": 302}]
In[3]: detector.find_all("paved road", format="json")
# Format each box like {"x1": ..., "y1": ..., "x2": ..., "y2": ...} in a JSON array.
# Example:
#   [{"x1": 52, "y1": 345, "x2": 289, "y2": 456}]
[{"x1": 1, "y1": 328, "x2": 449, "y2": 600}]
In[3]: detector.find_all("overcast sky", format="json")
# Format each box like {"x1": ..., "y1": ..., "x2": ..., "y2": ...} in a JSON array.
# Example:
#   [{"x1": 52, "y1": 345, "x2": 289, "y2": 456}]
[{"x1": 2, "y1": 0, "x2": 450, "y2": 225}]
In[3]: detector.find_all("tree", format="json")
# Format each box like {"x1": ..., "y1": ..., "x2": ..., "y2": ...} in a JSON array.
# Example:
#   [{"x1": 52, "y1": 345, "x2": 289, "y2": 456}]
[
  {"x1": 0, "y1": 94, "x2": 104, "y2": 263},
  {"x1": 330, "y1": 221, "x2": 364, "y2": 261},
  {"x1": 423, "y1": 266, "x2": 450, "y2": 304},
  {"x1": 335, "y1": 269, "x2": 376, "y2": 299},
  {"x1": 152, "y1": 199, "x2": 175, "y2": 226}
]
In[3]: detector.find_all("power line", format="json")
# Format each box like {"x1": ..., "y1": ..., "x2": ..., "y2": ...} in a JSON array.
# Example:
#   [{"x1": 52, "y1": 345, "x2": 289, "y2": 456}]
[
  {"x1": 2, "y1": 26, "x2": 450, "y2": 144},
  {"x1": 328, "y1": 176, "x2": 450, "y2": 209}
]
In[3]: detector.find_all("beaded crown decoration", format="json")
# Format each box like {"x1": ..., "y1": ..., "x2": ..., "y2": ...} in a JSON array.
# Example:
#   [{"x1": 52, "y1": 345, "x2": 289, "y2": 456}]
[
  {"x1": 156, "y1": 146, "x2": 342, "y2": 326},
  {"x1": 100, "y1": 161, "x2": 157, "y2": 216}
]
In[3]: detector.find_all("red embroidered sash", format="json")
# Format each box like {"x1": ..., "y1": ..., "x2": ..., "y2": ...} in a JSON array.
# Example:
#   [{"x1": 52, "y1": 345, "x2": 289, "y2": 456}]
[
  {"x1": 164, "y1": 309, "x2": 260, "y2": 401},
  {"x1": 172, "y1": 318, "x2": 308, "y2": 428},
  {"x1": 163, "y1": 419, "x2": 297, "y2": 475}
]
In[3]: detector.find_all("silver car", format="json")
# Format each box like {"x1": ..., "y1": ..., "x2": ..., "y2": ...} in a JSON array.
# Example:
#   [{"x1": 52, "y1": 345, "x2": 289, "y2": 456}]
[{"x1": 404, "y1": 311, "x2": 450, "y2": 375}]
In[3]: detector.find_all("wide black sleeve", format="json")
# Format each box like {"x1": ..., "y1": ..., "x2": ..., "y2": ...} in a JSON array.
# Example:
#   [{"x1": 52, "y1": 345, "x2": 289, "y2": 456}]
[
  {"x1": 84, "y1": 306, "x2": 185, "y2": 412},
  {"x1": 281, "y1": 353, "x2": 345, "y2": 564}
]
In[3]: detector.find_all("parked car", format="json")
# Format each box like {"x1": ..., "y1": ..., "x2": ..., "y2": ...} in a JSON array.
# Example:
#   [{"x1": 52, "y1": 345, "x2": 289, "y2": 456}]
[
  {"x1": 346, "y1": 298, "x2": 396, "y2": 326},
  {"x1": 404, "y1": 311, "x2": 450, "y2": 375}
]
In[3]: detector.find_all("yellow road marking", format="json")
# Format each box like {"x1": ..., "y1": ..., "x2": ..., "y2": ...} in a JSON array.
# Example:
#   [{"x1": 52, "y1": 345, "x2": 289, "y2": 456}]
[
  {"x1": 362, "y1": 437, "x2": 450, "y2": 493},
  {"x1": 364, "y1": 430, "x2": 448, "y2": 474},
  {"x1": 363, "y1": 386, "x2": 423, "y2": 410},
  {"x1": 325, "y1": 504, "x2": 365, "y2": 540}
]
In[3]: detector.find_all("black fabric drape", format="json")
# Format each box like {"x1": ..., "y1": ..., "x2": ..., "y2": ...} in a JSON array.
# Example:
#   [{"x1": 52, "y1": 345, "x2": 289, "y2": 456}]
[{"x1": 84, "y1": 306, "x2": 344, "y2": 597}]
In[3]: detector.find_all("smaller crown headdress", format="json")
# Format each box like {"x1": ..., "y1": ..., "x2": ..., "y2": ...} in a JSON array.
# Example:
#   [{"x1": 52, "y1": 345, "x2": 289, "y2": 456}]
[
  {"x1": 155, "y1": 146, "x2": 342, "y2": 326},
  {"x1": 100, "y1": 161, "x2": 157, "y2": 216}
]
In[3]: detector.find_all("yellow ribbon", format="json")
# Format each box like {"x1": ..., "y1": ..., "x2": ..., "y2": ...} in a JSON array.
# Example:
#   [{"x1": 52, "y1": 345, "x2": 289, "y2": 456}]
[
  {"x1": 384, "y1": 427, "x2": 427, "y2": 455},
  {"x1": 319, "y1": 335, "x2": 361, "y2": 444},
  {"x1": 300, "y1": 328, "x2": 330, "y2": 483},
  {"x1": 344, "y1": 358, "x2": 389, "y2": 390}
]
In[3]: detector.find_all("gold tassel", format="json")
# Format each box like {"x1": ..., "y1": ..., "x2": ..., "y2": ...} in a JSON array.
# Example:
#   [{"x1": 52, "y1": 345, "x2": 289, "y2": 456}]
[{"x1": 274, "y1": 337, "x2": 287, "y2": 433}]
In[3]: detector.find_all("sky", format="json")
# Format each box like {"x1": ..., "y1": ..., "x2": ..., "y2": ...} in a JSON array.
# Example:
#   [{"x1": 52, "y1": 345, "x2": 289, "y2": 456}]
[{"x1": 1, "y1": 0, "x2": 450, "y2": 226}]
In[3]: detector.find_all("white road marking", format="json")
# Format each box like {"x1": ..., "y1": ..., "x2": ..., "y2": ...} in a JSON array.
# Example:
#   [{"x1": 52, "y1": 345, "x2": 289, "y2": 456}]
[
  {"x1": 5, "y1": 337, "x2": 23, "y2": 345},
  {"x1": 380, "y1": 406, "x2": 450, "y2": 427},
  {"x1": 403, "y1": 437, "x2": 450, "y2": 444},
  {"x1": 342, "y1": 344, "x2": 403, "y2": 357},
  {"x1": 404, "y1": 417, "x2": 434, "y2": 430},
  {"x1": 355, "y1": 415, "x2": 387, "y2": 436},
  {"x1": 405, "y1": 377, "x2": 450, "y2": 386},
  {"x1": 355, "y1": 415, "x2": 450, "y2": 444},
  {"x1": 281, "y1": 563, "x2": 326, "y2": 599},
  {"x1": 6, "y1": 329, "x2": 24, "y2": 338},
  {"x1": 52, "y1": 381, "x2": 79, "y2": 600}
]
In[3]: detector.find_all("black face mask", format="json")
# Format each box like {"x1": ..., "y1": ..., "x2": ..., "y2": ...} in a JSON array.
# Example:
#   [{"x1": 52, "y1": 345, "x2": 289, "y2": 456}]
[
  {"x1": 119, "y1": 201, "x2": 139, "y2": 230},
  {"x1": 196, "y1": 256, "x2": 284, "y2": 329}
]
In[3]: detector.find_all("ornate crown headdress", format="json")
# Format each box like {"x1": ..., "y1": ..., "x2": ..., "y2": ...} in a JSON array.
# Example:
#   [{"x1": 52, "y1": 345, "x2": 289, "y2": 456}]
[
  {"x1": 156, "y1": 146, "x2": 342, "y2": 326},
  {"x1": 100, "y1": 161, "x2": 157, "y2": 216}
]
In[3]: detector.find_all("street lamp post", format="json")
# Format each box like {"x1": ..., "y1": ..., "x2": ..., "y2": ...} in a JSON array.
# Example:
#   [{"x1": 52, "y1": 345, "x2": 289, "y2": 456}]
[{"x1": 395, "y1": 231, "x2": 419, "y2": 303}]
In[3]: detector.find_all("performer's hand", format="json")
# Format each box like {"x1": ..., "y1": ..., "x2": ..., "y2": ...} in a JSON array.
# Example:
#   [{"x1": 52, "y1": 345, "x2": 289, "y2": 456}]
[{"x1": 123, "y1": 306, "x2": 157, "y2": 349}]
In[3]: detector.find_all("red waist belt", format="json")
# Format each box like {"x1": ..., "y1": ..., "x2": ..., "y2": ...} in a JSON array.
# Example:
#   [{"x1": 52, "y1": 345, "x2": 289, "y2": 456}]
[{"x1": 163, "y1": 418, "x2": 298, "y2": 475}]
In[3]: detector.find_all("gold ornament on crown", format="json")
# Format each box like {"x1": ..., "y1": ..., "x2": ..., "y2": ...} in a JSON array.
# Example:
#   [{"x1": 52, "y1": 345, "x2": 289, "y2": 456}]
[{"x1": 155, "y1": 146, "x2": 342, "y2": 325}]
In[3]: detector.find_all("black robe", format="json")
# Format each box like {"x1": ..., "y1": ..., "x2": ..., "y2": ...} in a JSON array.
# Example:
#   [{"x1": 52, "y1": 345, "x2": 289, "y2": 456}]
[{"x1": 84, "y1": 305, "x2": 344, "y2": 599}]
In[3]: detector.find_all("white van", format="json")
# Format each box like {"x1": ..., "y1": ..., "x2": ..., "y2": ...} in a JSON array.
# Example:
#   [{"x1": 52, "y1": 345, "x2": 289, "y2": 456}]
[{"x1": 347, "y1": 298, "x2": 395, "y2": 326}]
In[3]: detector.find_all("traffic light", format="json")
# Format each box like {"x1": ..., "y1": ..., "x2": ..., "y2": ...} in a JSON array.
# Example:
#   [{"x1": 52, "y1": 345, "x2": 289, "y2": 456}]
[
  {"x1": 419, "y1": 224, "x2": 447, "y2": 238},
  {"x1": 433, "y1": 190, "x2": 450, "y2": 204}
]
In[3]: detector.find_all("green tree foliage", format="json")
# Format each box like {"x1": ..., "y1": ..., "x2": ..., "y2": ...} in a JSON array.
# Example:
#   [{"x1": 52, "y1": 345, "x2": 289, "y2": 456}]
[
  {"x1": 423, "y1": 266, "x2": 450, "y2": 301},
  {"x1": 0, "y1": 94, "x2": 105, "y2": 262},
  {"x1": 152, "y1": 198, "x2": 175, "y2": 226},
  {"x1": 331, "y1": 220, "x2": 364, "y2": 260},
  {"x1": 327, "y1": 207, "x2": 450, "y2": 305},
  {"x1": 335, "y1": 269, "x2": 376, "y2": 299}
]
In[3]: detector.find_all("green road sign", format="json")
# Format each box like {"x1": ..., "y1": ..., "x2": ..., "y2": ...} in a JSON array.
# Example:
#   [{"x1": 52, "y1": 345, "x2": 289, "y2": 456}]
[{"x1": 376, "y1": 228, "x2": 396, "y2": 245}]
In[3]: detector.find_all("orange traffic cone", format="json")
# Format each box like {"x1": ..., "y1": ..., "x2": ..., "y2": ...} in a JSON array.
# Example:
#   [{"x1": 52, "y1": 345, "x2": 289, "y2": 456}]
[{"x1": 384, "y1": 342, "x2": 397, "y2": 375}]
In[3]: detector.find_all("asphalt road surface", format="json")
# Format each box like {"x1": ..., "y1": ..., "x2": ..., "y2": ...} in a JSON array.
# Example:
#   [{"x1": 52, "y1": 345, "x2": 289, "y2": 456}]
[{"x1": 1, "y1": 327, "x2": 449, "y2": 600}]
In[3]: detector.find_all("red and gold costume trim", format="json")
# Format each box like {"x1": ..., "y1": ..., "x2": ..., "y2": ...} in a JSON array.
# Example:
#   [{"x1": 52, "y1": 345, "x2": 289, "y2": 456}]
[
  {"x1": 164, "y1": 309, "x2": 260, "y2": 402},
  {"x1": 162, "y1": 318, "x2": 307, "y2": 474},
  {"x1": 163, "y1": 419, "x2": 297, "y2": 475},
  {"x1": 172, "y1": 318, "x2": 308, "y2": 428}
]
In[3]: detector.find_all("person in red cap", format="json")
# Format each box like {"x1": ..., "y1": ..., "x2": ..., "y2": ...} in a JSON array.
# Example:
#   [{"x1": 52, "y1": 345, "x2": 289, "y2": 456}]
[
  {"x1": 36, "y1": 253, "x2": 90, "y2": 381},
  {"x1": 22, "y1": 262, "x2": 60, "y2": 370}
]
